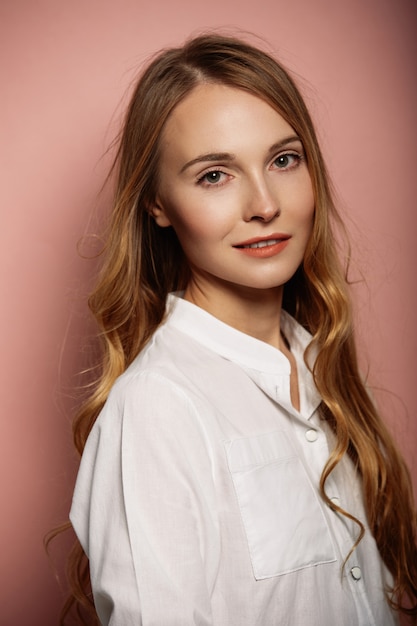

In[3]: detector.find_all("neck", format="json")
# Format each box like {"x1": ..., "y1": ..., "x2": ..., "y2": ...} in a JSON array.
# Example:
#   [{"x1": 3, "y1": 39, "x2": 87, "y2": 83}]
[{"x1": 184, "y1": 278, "x2": 284, "y2": 350}]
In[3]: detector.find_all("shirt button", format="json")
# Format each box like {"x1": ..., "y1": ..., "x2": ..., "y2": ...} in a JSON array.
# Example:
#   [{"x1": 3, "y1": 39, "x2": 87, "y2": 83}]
[
  {"x1": 350, "y1": 566, "x2": 362, "y2": 581},
  {"x1": 330, "y1": 496, "x2": 341, "y2": 508},
  {"x1": 305, "y1": 429, "x2": 318, "y2": 442}
]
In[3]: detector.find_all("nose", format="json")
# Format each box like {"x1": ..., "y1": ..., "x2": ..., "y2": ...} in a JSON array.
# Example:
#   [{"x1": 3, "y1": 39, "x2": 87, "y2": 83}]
[{"x1": 243, "y1": 175, "x2": 280, "y2": 222}]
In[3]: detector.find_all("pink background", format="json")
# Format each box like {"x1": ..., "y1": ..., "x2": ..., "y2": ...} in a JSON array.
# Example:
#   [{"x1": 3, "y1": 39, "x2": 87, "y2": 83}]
[{"x1": 1, "y1": 0, "x2": 416, "y2": 623}]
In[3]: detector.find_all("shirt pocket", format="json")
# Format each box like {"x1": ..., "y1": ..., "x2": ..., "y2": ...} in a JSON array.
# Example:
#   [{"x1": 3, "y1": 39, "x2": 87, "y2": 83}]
[{"x1": 225, "y1": 430, "x2": 336, "y2": 579}]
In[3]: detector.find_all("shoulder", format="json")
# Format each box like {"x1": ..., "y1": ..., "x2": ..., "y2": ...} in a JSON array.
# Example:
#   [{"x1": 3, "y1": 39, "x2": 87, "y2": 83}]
[
  {"x1": 75, "y1": 350, "x2": 215, "y2": 505},
  {"x1": 107, "y1": 320, "x2": 226, "y2": 411},
  {"x1": 116, "y1": 366, "x2": 199, "y2": 422},
  {"x1": 96, "y1": 328, "x2": 217, "y2": 448}
]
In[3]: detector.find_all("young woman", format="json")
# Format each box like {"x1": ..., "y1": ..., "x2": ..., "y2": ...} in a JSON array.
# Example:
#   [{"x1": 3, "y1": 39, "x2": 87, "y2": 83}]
[{"x1": 67, "y1": 34, "x2": 417, "y2": 625}]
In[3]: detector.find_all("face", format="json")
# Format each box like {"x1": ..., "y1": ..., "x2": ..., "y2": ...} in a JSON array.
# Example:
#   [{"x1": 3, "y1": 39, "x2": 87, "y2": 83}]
[{"x1": 152, "y1": 83, "x2": 315, "y2": 309}]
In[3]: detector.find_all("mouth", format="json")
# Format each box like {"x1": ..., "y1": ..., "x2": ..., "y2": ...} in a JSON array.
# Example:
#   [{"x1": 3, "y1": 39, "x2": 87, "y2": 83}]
[
  {"x1": 233, "y1": 234, "x2": 290, "y2": 249},
  {"x1": 233, "y1": 234, "x2": 291, "y2": 258}
]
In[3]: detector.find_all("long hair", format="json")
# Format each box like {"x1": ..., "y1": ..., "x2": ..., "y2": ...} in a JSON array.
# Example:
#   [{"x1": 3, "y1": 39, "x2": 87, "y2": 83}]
[{"x1": 60, "y1": 33, "x2": 417, "y2": 623}]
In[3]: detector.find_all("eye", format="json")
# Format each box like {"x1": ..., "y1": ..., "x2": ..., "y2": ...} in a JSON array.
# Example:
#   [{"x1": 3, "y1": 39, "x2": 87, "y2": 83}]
[
  {"x1": 197, "y1": 169, "x2": 228, "y2": 187},
  {"x1": 273, "y1": 152, "x2": 302, "y2": 170}
]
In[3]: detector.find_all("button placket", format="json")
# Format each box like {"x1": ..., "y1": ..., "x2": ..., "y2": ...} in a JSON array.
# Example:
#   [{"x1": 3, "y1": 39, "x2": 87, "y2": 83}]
[{"x1": 292, "y1": 420, "x2": 328, "y2": 484}]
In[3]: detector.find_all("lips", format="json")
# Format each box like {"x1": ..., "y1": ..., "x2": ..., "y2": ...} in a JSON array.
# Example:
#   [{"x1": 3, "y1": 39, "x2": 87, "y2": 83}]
[
  {"x1": 239, "y1": 238, "x2": 283, "y2": 249},
  {"x1": 233, "y1": 233, "x2": 291, "y2": 258},
  {"x1": 233, "y1": 234, "x2": 290, "y2": 249}
]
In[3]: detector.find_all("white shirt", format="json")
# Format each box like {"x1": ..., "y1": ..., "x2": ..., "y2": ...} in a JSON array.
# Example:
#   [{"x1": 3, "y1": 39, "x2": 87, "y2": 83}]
[{"x1": 70, "y1": 294, "x2": 397, "y2": 626}]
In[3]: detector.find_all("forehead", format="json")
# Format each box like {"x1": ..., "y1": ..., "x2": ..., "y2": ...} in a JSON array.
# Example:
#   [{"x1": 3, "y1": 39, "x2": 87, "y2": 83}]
[{"x1": 160, "y1": 83, "x2": 295, "y2": 161}]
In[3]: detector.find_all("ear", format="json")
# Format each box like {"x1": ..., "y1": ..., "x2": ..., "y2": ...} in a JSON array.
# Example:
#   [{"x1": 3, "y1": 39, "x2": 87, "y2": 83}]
[{"x1": 149, "y1": 198, "x2": 172, "y2": 228}]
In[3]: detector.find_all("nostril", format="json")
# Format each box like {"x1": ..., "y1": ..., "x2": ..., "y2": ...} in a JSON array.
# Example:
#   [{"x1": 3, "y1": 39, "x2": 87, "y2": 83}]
[{"x1": 249, "y1": 207, "x2": 281, "y2": 222}]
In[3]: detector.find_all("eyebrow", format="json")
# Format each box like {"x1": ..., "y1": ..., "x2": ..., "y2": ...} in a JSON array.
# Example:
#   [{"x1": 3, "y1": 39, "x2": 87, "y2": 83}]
[
  {"x1": 179, "y1": 134, "x2": 301, "y2": 173},
  {"x1": 180, "y1": 152, "x2": 235, "y2": 173}
]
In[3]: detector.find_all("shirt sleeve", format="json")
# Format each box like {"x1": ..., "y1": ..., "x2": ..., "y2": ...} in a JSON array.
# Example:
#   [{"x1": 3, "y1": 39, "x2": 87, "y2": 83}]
[{"x1": 70, "y1": 370, "x2": 221, "y2": 626}]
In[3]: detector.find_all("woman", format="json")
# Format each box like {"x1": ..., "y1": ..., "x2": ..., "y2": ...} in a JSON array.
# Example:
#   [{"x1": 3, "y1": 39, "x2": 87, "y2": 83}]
[{"x1": 68, "y1": 34, "x2": 417, "y2": 625}]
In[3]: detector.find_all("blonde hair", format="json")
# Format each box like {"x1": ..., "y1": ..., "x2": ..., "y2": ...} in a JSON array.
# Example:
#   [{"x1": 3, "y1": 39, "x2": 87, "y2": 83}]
[{"x1": 59, "y1": 34, "x2": 417, "y2": 623}]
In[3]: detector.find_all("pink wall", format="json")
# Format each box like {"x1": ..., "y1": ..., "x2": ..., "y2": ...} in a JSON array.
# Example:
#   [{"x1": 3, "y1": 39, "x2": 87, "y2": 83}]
[{"x1": 1, "y1": 0, "x2": 416, "y2": 623}]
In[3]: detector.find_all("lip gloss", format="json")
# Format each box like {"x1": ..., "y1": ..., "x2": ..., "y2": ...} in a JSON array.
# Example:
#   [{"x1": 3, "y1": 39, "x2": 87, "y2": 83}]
[
  {"x1": 235, "y1": 239, "x2": 290, "y2": 258},
  {"x1": 233, "y1": 233, "x2": 291, "y2": 258}
]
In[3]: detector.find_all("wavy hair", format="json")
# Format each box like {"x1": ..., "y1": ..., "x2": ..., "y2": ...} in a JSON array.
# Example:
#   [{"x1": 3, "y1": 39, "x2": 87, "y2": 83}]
[{"x1": 56, "y1": 34, "x2": 417, "y2": 623}]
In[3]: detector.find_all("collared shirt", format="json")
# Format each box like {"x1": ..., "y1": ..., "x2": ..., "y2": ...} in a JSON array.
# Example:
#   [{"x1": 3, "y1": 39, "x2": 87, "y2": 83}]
[{"x1": 70, "y1": 294, "x2": 397, "y2": 626}]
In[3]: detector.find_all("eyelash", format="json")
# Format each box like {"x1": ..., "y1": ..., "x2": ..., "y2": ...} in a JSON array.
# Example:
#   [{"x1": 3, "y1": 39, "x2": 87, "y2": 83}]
[
  {"x1": 196, "y1": 169, "x2": 229, "y2": 187},
  {"x1": 196, "y1": 151, "x2": 303, "y2": 188},
  {"x1": 273, "y1": 152, "x2": 303, "y2": 170}
]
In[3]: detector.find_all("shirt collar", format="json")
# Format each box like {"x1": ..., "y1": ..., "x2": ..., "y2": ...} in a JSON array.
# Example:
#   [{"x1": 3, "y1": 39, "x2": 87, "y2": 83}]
[{"x1": 165, "y1": 293, "x2": 321, "y2": 419}]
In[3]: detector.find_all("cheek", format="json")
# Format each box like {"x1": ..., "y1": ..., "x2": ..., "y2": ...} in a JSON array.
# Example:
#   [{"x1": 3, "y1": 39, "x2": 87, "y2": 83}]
[
  {"x1": 290, "y1": 183, "x2": 315, "y2": 249},
  {"x1": 297, "y1": 180, "x2": 315, "y2": 226},
  {"x1": 172, "y1": 212, "x2": 216, "y2": 246},
  {"x1": 283, "y1": 167, "x2": 314, "y2": 213},
  {"x1": 164, "y1": 197, "x2": 229, "y2": 246}
]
